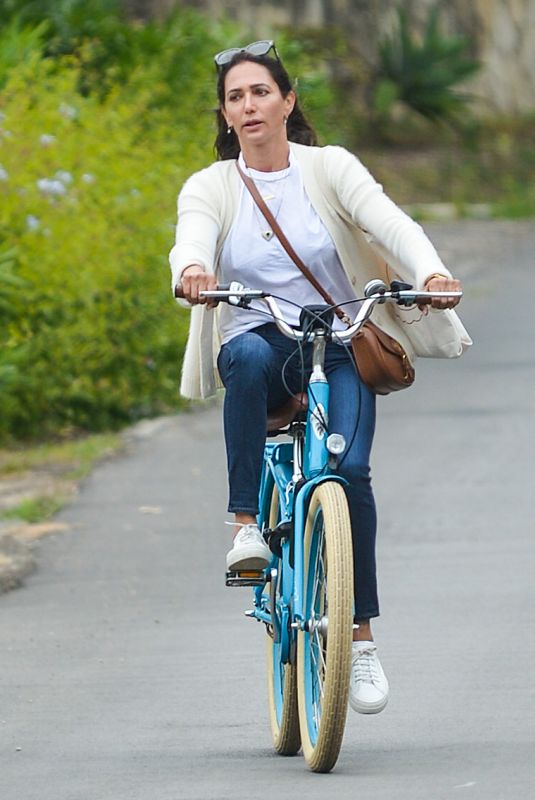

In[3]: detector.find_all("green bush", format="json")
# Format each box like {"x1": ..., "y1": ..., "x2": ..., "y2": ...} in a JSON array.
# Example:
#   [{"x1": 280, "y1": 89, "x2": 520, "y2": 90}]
[
  {"x1": 0, "y1": 15, "x2": 48, "y2": 89},
  {"x1": 0, "y1": 56, "x2": 195, "y2": 439},
  {"x1": 375, "y1": 6, "x2": 479, "y2": 122},
  {"x1": 0, "y1": 246, "x2": 25, "y2": 401}
]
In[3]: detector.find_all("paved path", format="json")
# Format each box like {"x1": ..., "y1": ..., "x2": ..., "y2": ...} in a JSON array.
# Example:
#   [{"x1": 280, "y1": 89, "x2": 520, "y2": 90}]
[{"x1": 2, "y1": 222, "x2": 534, "y2": 799}]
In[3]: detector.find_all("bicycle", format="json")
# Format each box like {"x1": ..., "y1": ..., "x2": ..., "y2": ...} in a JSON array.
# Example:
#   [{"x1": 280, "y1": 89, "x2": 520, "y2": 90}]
[{"x1": 180, "y1": 278, "x2": 462, "y2": 773}]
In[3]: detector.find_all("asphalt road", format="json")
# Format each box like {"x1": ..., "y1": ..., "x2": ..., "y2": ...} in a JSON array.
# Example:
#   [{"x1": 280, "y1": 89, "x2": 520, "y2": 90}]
[{"x1": 2, "y1": 221, "x2": 534, "y2": 799}]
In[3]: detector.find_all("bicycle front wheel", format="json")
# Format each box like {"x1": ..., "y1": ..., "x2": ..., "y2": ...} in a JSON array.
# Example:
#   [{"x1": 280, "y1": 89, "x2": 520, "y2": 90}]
[
  {"x1": 297, "y1": 480, "x2": 353, "y2": 772},
  {"x1": 265, "y1": 484, "x2": 301, "y2": 756}
]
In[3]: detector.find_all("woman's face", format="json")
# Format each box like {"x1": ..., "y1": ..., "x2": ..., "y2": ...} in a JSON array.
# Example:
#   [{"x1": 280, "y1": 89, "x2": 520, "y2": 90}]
[{"x1": 222, "y1": 61, "x2": 295, "y2": 149}]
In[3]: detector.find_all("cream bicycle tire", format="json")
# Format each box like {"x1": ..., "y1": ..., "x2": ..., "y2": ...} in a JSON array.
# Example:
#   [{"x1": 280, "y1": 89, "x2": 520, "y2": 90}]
[{"x1": 297, "y1": 481, "x2": 353, "y2": 772}]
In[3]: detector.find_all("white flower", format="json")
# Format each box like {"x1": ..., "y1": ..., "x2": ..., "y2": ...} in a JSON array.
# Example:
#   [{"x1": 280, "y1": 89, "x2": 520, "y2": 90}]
[
  {"x1": 0, "y1": 112, "x2": 5, "y2": 122},
  {"x1": 0, "y1": 165, "x2": 8, "y2": 181},
  {"x1": 54, "y1": 170, "x2": 73, "y2": 185},
  {"x1": 81, "y1": 173, "x2": 95, "y2": 184},
  {"x1": 39, "y1": 134, "x2": 57, "y2": 146},
  {"x1": 59, "y1": 102, "x2": 77, "y2": 120},
  {"x1": 130, "y1": 188, "x2": 141, "y2": 197},
  {"x1": 26, "y1": 215, "x2": 40, "y2": 231},
  {"x1": 37, "y1": 178, "x2": 67, "y2": 196}
]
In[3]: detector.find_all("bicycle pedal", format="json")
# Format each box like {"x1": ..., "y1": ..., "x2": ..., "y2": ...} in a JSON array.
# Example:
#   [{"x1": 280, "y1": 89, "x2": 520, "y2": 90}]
[{"x1": 225, "y1": 569, "x2": 265, "y2": 588}]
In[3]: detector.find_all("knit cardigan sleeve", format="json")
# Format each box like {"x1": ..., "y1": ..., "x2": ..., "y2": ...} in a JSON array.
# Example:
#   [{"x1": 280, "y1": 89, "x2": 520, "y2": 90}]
[
  {"x1": 169, "y1": 165, "x2": 224, "y2": 295},
  {"x1": 320, "y1": 145, "x2": 450, "y2": 288}
]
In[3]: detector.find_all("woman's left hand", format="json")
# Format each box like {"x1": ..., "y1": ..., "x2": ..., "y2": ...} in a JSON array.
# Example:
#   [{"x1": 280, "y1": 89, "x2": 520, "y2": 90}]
[{"x1": 421, "y1": 274, "x2": 462, "y2": 309}]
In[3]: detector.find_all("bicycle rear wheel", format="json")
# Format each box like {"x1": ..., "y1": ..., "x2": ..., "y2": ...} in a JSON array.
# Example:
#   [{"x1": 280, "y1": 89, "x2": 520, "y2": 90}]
[
  {"x1": 265, "y1": 484, "x2": 301, "y2": 756},
  {"x1": 297, "y1": 480, "x2": 353, "y2": 772}
]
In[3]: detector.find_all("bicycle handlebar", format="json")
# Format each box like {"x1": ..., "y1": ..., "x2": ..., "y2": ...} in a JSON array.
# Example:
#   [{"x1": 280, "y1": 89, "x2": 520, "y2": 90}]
[{"x1": 174, "y1": 280, "x2": 462, "y2": 343}]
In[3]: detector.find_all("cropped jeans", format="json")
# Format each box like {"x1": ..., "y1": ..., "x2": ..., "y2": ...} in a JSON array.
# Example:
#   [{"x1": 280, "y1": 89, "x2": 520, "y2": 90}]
[{"x1": 217, "y1": 323, "x2": 379, "y2": 621}]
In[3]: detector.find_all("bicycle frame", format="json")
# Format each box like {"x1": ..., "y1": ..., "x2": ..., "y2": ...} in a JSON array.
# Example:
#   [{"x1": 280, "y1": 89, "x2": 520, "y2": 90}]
[{"x1": 250, "y1": 331, "x2": 347, "y2": 655}]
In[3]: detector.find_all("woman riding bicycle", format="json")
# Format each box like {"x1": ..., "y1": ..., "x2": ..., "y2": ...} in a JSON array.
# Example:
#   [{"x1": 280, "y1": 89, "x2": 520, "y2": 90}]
[{"x1": 169, "y1": 40, "x2": 462, "y2": 716}]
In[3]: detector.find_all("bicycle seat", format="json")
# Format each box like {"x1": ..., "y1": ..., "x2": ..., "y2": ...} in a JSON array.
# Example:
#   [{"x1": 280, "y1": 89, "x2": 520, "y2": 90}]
[{"x1": 266, "y1": 393, "x2": 308, "y2": 435}]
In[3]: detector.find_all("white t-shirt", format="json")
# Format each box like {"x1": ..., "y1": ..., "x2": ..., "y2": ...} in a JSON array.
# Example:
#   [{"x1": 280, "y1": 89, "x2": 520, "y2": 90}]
[{"x1": 218, "y1": 151, "x2": 358, "y2": 344}]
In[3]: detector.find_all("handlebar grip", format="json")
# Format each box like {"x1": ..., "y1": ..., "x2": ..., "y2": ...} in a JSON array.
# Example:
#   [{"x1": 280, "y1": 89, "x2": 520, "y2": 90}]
[{"x1": 174, "y1": 283, "x2": 231, "y2": 300}]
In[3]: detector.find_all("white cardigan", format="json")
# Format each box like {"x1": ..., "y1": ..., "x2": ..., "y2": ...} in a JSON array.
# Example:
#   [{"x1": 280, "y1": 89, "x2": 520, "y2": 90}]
[{"x1": 170, "y1": 142, "x2": 469, "y2": 399}]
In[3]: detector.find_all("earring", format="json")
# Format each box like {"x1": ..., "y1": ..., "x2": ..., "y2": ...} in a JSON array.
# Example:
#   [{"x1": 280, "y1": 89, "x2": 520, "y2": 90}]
[
  {"x1": 283, "y1": 116, "x2": 288, "y2": 125},
  {"x1": 227, "y1": 125, "x2": 233, "y2": 135}
]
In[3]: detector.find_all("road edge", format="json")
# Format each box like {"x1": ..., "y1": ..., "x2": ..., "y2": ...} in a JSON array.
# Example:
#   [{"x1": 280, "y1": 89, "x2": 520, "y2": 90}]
[{"x1": 0, "y1": 527, "x2": 36, "y2": 594}]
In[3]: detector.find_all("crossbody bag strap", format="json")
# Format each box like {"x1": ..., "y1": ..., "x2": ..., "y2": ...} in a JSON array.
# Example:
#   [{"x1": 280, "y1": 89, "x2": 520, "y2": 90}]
[{"x1": 236, "y1": 162, "x2": 350, "y2": 324}]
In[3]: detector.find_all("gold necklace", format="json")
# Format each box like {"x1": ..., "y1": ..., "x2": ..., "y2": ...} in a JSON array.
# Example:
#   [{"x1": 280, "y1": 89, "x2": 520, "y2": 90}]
[{"x1": 250, "y1": 177, "x2": 289, "y2": 241}]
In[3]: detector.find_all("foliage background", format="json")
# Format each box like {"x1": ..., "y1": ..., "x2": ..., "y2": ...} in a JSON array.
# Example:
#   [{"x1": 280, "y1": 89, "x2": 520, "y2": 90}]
[
  {"x1": 0, "y1": 1, "x2": 533, "y2": 441},
  {"x1": 0, "y1": 3, "x2": 350, "y2": 440}
]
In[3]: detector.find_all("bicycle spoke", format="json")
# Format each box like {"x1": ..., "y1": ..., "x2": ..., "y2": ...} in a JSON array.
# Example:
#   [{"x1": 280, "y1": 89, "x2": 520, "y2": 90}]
[
  {"x1": 307, "y1": 513, "x2": 329, "y2": 737},
  {"x1": 311, "y1": 525, "x2": 326, "y2": 612},
  {"x1": 310, "y1": 634, "x2": 326, "y2": 691},
  {"x1": 314, "y1": 629, "x2": 327, "y2": 676}
]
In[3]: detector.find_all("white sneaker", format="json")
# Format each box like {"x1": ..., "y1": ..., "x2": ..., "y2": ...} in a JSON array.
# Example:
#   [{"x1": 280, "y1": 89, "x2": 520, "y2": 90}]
[
  {"x1": 349, "y1": 641, "x2": 389, "y2": 714},
  {"x1": 226, "y1": 524, "x2": 271, "y2": 571}
]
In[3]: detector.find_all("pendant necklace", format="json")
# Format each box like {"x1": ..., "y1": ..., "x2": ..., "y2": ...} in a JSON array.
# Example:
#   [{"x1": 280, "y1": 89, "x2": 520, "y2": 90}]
[{"x1": 247, "y1": 167, "x2": 290, "y2": 241}]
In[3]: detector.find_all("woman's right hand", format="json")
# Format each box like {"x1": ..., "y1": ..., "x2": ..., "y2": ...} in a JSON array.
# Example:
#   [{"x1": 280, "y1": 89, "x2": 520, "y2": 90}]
[{"x1": 179, "y1": 265, "x2": 218, "y2": 307}]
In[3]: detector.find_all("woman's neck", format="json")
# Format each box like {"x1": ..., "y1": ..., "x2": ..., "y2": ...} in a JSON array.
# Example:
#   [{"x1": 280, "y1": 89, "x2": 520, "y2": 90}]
[{"x1": 240, "y1": 140, "x2": 290, "y2": 173}]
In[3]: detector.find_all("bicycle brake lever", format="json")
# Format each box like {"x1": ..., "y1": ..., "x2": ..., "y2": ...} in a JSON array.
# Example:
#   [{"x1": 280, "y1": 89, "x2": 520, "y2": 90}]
[
  {"x1": 390, "y1": 280, "x2": 413, "y2": 292},
  {"x1": 389, "y1": 280, "x2": 417, "y2": 307}
]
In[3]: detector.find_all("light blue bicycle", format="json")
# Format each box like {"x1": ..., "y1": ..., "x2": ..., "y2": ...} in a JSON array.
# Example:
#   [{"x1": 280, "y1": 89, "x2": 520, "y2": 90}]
[{"x1": 197, "y1": 279, "x2": 460, "y2": 773}]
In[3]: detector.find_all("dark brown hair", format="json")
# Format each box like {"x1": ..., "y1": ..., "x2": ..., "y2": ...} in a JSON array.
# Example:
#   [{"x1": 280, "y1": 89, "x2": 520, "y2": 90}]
[{"x1": 214, "y1": 52, "x2": 318, "y2": 160}]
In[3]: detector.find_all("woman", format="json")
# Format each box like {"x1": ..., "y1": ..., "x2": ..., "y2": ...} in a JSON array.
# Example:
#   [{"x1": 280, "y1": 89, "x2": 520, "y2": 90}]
[{"x1": 169, "y1": 41, "x2": 462, "y2": 715}]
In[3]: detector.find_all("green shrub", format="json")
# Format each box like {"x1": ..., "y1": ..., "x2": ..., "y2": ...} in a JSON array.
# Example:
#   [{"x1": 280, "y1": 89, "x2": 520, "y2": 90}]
[
  {"x1": 0, "y1": 56, "x2": 195, "y2": 439},
  {"x1": 0, "y1": 16, "x2": 48, "y2": 89},
  {"x1": 0, "y1": 1, "x2": 230, "y2": 102},
  {"x1": 0, "y1": 245, "x2": 25, "y2": 402},
  {"x1": 376, "y1": 6, "x2": 480, "y2": 122}
]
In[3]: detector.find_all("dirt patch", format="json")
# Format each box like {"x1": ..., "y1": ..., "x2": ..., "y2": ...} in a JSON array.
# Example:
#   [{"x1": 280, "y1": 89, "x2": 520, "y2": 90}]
[
  {"x1": 7, "y1": 521, "x2": 72, "y2": 540},
  {"x1": 0, "y1": 469, "x2": 77, "y2": 594},
  {"x1": 0, "y1": 471, "x2": 76, "y2": 512},
  {"x1": 0, "y1": 529, "x2": 36, "y2": 593}
]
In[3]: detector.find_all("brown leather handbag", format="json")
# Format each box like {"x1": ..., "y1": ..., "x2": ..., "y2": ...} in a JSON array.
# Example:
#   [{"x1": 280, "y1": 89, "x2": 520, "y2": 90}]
[
  {"x1": 352, "y1": 319, "x2": 414, "y2": 395},
  {"x1": 237, "y1": 164, "x2": 415, "y2": 395}
]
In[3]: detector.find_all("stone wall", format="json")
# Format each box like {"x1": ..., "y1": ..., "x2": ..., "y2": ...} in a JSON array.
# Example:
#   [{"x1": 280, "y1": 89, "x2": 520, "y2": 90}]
[{"x1": 153, "y1": 0, "x2": 535, "y2": 114}]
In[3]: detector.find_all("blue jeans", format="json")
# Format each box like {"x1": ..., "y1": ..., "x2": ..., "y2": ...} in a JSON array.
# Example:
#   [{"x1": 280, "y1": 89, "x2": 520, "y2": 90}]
[{"x1": 217, "y1": 323, "x2": 379, "y2": 620}]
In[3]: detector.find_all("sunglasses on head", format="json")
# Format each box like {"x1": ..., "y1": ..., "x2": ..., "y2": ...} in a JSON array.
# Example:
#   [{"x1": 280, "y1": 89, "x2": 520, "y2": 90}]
[{"x1": 213, "y1": 40, "x2": 279, "y2": 69}]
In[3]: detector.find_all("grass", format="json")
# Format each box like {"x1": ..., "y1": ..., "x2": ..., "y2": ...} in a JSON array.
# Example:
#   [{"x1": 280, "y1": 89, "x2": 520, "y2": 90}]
[
  {"x1": 1, "y1": 495, "x2": 65, "y2": 523},
  {"x1": 0, "y1": 432, "x2": 123, "y2": 479},
  {"x1": 0, "y1": 431, "x2": 123, "y2": 524}
]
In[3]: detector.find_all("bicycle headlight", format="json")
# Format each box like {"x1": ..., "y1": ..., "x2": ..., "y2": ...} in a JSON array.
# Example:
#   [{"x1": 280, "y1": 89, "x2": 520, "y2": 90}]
[{"x1": 326, "y1": 433, "x2": 346, "y2": 456}]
